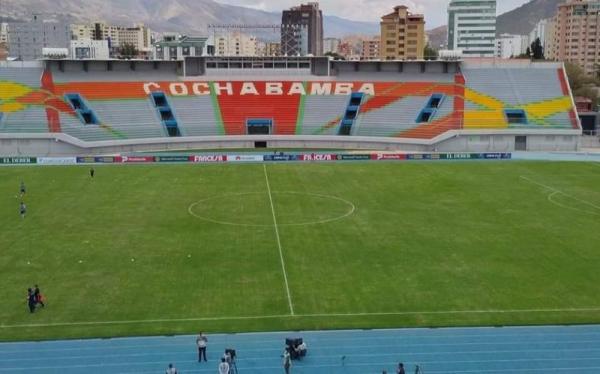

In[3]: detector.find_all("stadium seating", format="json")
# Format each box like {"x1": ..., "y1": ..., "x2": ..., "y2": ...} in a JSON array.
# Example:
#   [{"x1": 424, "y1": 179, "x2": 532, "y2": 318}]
[{"x1": 0, "y1": 63, "x2": 580, "y2": 142}]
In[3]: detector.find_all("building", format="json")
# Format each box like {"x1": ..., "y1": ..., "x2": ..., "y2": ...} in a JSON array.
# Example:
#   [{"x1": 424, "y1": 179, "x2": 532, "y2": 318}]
[
  {"x1": 496, "y1": 34, "x2": 529, "y2": 58},
  {"x1": 8, "y1": 14, "x2": 71, "y2": 60},
  {"x1": 70, "y1": 39, "x2": 110, "y2": 60},
  {"x1": 265, "y1": 42, "x2": 281, "y2": 56},
  {"x1": 215, "y1": 32, "x2": 258, "y2": 56},
  {"x1": 71, "y1": 22, "x2": 152, "y2": 58},
  {"x1": 380, "y1": 5, "x2": 425, "y2": 60},
  {"x1": 543, "y1": 19, "x2": 557, "y2": 61},
  {"x1": 281, "y1": 2, "x2": 323, "y2": 56},
  {"x1": 553, "y1": 0, "x2": 600, "y2": 75},
  {"x1": 529, "y1": 18, "x2": 549, "y2": 52},
  {"x1": 0, "y1": 23, "x2": 8, "y2": 43},
  {"x1": 323, "y1": 37, "x2": 341, "y2": 54},
  {"x1": 362, "y1": 37, "x2": 380, "y2": 60},
  {"x1": 153, "y1": 35, "x2": 209, "y2": 60},
  {"x1": 0, "y1": 43, "x2": 7, "y2": 61},
  {"x1": 447, "y1": 0, "x2": 497, "y2": 57}
]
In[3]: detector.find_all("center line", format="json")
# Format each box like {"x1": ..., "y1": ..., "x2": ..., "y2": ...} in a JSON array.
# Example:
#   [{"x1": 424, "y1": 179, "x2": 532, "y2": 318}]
[{"x1": 263, "y1": 164, "x2": 295, "y2": 315}]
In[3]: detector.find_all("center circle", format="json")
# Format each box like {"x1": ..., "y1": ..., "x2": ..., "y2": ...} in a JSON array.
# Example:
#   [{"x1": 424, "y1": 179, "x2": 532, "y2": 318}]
[{"x1": 188, "y1": 192, "x2": 355, "y2": 227}]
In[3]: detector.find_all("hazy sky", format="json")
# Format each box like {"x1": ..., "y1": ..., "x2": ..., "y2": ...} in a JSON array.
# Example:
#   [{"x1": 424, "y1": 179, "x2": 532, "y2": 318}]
[{"x1": 215, "y1": 0, "x2": 530, "y2": 28}]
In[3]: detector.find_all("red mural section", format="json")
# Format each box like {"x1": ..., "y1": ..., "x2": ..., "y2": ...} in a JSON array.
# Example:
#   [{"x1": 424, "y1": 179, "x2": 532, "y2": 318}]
[
  {"x1": 215, "y1": 82, "x2": 301, "y2": 135},
  {"x1": 557, "y1": 68, "x2": 580, "y2": 129}
]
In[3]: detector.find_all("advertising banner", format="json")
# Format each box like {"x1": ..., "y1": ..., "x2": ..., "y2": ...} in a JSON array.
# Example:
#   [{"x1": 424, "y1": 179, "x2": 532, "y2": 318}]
[
  {"x1": 371, "y1": 153, "x2": 407, "y2": 161},
  {"x1": 442, "y1": 153, "x2": 474, "y2": 160},
  {"x1": 227, "y1": 155, "x2": 264, "y2": 163},
  {"x1": 299, "y1": 154, "x2": 338, "y2": 162},
  {"x1": 0, "y1": 157, "x2": 36, "y2": 164},
  {"x1": 339, "y1": 154, "x2": 371, "y2": 161},
  {"x1": 263, "y1": 154, "x2": 298, "y2": 162},
  {"x1": 482, "y1": 153, "x2": 512, "y2": 159},
  {"x1": 37, "y1": 157, "x2": 77, "y2": 165},
  {"x1": 156, "y1": 156, "x2": 190, "y2": 163},
  {"x1": 191, "y1": 155, "x2": 227, "y2": 163},
  {"x1": 120, "y1": 156, "x2": 155, "y2": 163}
]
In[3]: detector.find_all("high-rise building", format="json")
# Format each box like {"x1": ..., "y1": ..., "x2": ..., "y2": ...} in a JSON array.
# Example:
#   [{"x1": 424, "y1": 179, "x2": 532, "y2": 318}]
[
  {"x1": 0, "y1": 23, "x2": 8, "y2": 44},
  {"x1": 323, "y1": 37, "x2": 341, "y2": 54},
  {"x1": 215, "y1": 32, "x2": 258, "y2": 56},
  {"x1": 553, "y1": 0, "x2": 600, "y2": 75},
  {"x1": 281, "y1": 2, "x2": 323, "y2": 56},
  {"x1": 8, "y1": 14, "x2": 71, "y2": 60},
  {"x1": 447, "y1": 0, "x2": 497, "y2": 57},
  {"x1": 380, "y1": 5, "x2": 425, "y2": 60},
  {"x1": 362, "y1": 37, "x2": 380, "y2": 60}
]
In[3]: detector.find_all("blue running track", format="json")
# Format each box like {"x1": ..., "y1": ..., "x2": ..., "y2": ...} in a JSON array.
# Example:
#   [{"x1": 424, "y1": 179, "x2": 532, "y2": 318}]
[{"x1": 1, "y1": 325, "x2": 600, "y2": 373}]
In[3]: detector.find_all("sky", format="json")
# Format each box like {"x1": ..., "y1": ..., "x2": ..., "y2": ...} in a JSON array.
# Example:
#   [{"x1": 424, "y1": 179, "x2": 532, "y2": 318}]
[{"x1": 215, "y1": 0, "x2": 530, "y2": 28}]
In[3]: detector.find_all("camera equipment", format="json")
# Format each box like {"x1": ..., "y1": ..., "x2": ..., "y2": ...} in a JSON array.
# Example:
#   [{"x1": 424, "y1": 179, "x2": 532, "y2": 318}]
[{"x1": 225, "y1": 348, "x2": 236, "y2": 360}]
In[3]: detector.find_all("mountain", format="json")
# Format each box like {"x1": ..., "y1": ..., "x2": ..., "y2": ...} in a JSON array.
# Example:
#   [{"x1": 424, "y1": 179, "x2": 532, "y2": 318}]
[
  {"x1": 426, "y1": 25, "x2": 448, "y2": 50},
  {"x1": 0, "y1": 0, "x2": 378, "y2": 38},
  {"x1": 497, "y1": 0, "x2": 562, "y2": 36}
]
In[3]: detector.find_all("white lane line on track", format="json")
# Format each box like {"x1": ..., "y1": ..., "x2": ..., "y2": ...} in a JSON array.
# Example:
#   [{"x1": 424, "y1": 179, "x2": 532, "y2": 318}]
[
  {"x1": 3, "y1": 307, "x2": 600, "y2": 329},
  {"x1": 263, "y1": 164, "x2": 295, "y2": 316}
]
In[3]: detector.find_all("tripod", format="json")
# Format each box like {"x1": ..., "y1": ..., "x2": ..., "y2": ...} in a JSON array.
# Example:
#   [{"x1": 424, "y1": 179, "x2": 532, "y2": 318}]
[{"x1": 229, "y1": 358, "x2": 238, "y2": 374}]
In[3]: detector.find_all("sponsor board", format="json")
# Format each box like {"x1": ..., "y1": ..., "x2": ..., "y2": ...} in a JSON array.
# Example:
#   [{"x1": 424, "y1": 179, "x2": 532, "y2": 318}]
[
  {"x1": 156, "y1": 156, "x2": 190, "y2": 163},
  {"x1": 0, "y1": 157, "x2": 36, "y2": 164},
  {"x1": 37, "y1": 157, "x2": 77, "y2": 165},
  {"x1": 300, "y1": 154, "x2": 338, "y2": 162},
  {"x1": 371, "y1": 153, "x2": 407, "y2": 161},
  {"x1": 339, "y1": 154, "x2": 372, "y2": 161},
  {"x1": 120, "y1": 156, "x2": 155, "y2": 163},
  {"x1": 483, "y1": 153, "x2": 511, "y2": 159},
  {"x1": 191, "y1": 155, "x2": 227, "y2": 163},
  {"x1": 228, "y1": 155, "x2": 264, "y2": 163},
  {"x1": 263, "y1": 154, "x2": 298, "y2": 162},
  {"x1": 442, "y1": 153, "x2": 473, "y2": 160}
]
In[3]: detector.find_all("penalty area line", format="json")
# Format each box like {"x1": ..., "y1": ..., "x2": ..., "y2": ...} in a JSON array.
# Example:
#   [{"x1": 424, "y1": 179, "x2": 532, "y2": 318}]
[
  {"x1": 263, "y1": 164, "x2": 295, "y2": 316},
  {"x1": 3, "y1": 307, "x2": 600, "y2": 329}
]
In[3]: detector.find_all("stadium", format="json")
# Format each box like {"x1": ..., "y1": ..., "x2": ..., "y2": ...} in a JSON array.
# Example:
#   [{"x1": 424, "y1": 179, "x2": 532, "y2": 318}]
[{"x1": 1, "y1": 56, "x2": 600, "y2": 373}]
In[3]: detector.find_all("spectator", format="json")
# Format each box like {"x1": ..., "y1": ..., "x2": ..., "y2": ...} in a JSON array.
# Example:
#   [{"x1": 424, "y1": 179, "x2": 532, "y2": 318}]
[
  {"x1": 196, "y1": 331, "x2": 208, "y2": 362},
  {"x1": 34, "y1": 285, "x2": 45, "y2": 308},
  {"x1": 165, "y1": 363, "x2": 177, "y2": 374},
  {"x1": 218, "y1": 357, "x2": 230, "y2": 374},
  {"x1": 26, "y1": 288, "x2": 36, "y2": 313}
]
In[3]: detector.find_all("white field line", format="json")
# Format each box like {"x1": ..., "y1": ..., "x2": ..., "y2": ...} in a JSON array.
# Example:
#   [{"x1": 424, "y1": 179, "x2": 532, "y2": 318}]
[
  {"x1": 3, "y1": 307, "x2": 600, "y2": 329},
  {"x1": 263, "y1": 164, "x2": 295, "y2": 316},
  {"x1": 520, "y1": 176, "x2": 600, "y2": 213}
]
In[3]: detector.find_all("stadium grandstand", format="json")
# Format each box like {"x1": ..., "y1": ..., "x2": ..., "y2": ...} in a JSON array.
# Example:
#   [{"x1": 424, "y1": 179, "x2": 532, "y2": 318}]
[{"x1": 0, "y1": 57, "x2": 581, "y2": 156}]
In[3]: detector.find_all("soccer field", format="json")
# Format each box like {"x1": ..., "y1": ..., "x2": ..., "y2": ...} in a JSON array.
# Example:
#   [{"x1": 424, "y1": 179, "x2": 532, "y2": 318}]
[{"x1": 1, "y1": 161, "x2": 599, "y2": 342}]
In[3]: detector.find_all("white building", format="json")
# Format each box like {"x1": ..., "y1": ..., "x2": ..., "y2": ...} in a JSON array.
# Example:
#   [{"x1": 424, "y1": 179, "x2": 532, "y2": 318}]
[
  {"x1": 529, "y1": 18, "x2": 552, "y2": 58},
  {"x1": 447, "y1": 0, "x2": 497, "y2": 57},
  {"x1": 496, "y1": 34, "x2": 529, "y2": 59},
  {"x1": 215, "y1": 32, "x2": 258, "y2": 56},
  {"x1": 323, "y1": 37, "x2": 341, "y2": 54},
  {"x1": 70, "y1": 39, "x2": 110, "y2": 60},
  {"x1": 71, "y1": 22, "x2": 152, "y2": 57}
]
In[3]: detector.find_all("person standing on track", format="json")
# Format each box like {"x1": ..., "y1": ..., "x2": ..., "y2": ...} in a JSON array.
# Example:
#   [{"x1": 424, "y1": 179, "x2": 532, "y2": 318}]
[
  {"x1": 165, "y1": 363, "x2": 177, "y2": 374},
  {"x1": 196, "y1": 331, "x2": 208, "y2": 362},
  {"x1": 283, "y1": 348, "x2": 292, "y2": 374},
  {"x1": 218, "y1": 357, "x2": 229, "y2": 374}
]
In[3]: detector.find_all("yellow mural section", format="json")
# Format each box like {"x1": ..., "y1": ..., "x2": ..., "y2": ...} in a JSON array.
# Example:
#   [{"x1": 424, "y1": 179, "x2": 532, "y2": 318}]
[
  {"x1": 463, "y1": 87, "x2": 574, "y2": 129},
  {"x1": 0, "y1": 81, "x2": 32, "y2": 113}
]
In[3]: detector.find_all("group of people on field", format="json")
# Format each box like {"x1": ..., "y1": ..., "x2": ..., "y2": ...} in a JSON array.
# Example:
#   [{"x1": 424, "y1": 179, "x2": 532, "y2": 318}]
[{"x1": 26, "y1": 285, "x2": 45, "y2": 313}]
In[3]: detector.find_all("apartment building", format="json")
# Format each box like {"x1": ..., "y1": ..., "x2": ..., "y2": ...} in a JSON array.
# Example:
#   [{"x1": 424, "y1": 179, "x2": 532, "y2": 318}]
[{"x1": 380, "y1": 5, "x2": 425, "y2": 60}]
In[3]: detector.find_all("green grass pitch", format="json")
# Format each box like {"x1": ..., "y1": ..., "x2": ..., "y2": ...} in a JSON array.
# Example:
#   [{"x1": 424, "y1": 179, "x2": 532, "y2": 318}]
[{"x1": 1, "y1": 161, "x2": 600, "y2": 341}]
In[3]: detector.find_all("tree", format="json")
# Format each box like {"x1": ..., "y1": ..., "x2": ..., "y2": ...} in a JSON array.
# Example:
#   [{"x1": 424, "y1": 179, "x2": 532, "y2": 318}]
[
  {"x1": 423, "y1": 44, "x2": 439, "y2": 60},
  {"x1": 119, "y1": 43, "x2": 138, "y2": 59},
  {"x1": 530, "y1": 37, "x2": 544, "y2": 60},
  {"x1": 565, "y1": 62, "x2": 599, "y2": 107}
]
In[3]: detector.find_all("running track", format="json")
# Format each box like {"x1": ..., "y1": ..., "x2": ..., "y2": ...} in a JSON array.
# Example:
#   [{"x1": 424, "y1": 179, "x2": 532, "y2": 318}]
[{"x1": 1, "y1": 325, "x2": 600, "y2": 373}]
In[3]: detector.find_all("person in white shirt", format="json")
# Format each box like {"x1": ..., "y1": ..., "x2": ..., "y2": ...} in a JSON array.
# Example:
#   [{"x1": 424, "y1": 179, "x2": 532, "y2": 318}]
[
  {"x1": 218, "y1": 357, "x2": 230, "y2": 374},
  {"x1": 165, "y1": 363, "x2": 177, "y2": 374},
  {"x1": 196, "y1": 332, "x2": 208, "y2": 362}
]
